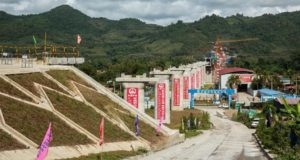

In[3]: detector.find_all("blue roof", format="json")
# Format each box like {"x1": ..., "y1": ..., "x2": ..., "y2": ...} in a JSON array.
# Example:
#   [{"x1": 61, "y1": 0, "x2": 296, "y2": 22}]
[{"x1": 258, "y1": 88, "x2": 285, "y2": 96}]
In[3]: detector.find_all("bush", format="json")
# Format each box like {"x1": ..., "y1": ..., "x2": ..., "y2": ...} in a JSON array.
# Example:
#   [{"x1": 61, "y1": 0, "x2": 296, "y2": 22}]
[
  {"x1": 232, "y1": 112, "x2": 251, "y2": 128},
  {"x1": 179, "y1": 112, "x2": 211, "y2": 133},
  {"x1": 256, "y1": 119, "x2": 300, "y2": 159}
]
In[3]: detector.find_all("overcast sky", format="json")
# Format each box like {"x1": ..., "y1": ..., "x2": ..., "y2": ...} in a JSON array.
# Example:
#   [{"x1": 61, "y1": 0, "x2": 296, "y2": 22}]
[{"x1": 0, "y1": 0, "x2": 300, "y2": 26}]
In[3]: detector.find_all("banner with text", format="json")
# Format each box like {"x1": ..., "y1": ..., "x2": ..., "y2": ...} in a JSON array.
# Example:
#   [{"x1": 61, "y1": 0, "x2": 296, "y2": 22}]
[
  {"x1": 173, "y1": 78, "x2": 180, "y2": 106},
  {"x1": 156, "y1": 83, "x2": 166, "y2": 120},
  {"x1": 127, "y1": 88, "x2": 139, "y2": 108},
  {"x1": 239, "y1": 74, "x2": 253, "y2": 83},
  {"x1": 183, "y1": 76, "x2": 189, "y2": 99}
]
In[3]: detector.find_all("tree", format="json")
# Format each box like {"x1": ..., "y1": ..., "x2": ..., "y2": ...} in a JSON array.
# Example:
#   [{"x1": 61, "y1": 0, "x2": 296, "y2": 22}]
[
  {"x1": 251, "y1": 76, "x2": 263, "y2": 90},
  {"x1": 226, "y1": 75, "x2": 241, "y2": 89},
  {"x1": 282, "y1": 98, "x2": 300, "y2": 147}
]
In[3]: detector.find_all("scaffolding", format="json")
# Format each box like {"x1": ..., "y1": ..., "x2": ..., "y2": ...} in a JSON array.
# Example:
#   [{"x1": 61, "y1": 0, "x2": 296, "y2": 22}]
[{"x1": 0, "y1": 45, "x2": 84, "y2": 65}]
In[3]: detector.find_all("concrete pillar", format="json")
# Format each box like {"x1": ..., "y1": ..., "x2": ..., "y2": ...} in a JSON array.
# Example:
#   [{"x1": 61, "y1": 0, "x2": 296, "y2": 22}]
[
  {"x1": 183, "y1": 71, "x2": 191, "y2": 108},
  {"x1": 199, "y1": 67, "x2": 202, "y2": 88},
  {"x1": 190, "y1": 70, "x2": 196, "y2": 89},
  {"x1": 172, "y1": 74, "x2": 184, "y2": 110},
  {"x1": 201, "y1": 66, "x2": 205, "y2": 87},
  {"x1": 196, "y1": 69, "x2": 200, "y2": 89},
  {"x1": 123, "y1": 83, "x2": 145, "y2": 113},
  {"x1": 155, "y1": 80, "x2": 170, "y2": 124}
]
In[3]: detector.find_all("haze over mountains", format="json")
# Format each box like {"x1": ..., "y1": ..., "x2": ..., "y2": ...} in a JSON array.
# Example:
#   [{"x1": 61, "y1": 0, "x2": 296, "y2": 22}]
[{"x1": 0, "y1": 5, "x2": 299, "y2": 81}]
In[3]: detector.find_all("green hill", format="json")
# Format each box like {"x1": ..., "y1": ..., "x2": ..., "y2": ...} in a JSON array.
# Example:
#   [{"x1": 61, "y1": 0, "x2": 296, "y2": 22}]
[{"x1": 0, "y1": 5, "x2": 299, "y2": 82}]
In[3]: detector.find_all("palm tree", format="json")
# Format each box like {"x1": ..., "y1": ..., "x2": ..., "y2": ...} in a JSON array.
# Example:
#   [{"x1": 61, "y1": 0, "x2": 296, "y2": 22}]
[
  {"x1": 226, "y1": 75, "x2": 241, "y2": 89},
  {"x1": 282, "y1": 98, "x2": 300, "y2": 147},
  {"x1": 261, "y1": 70, "x2": 272, "y2": 88}
]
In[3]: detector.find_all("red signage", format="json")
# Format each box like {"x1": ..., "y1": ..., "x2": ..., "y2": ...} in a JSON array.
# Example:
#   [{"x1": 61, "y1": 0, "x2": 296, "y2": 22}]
[
  {"x1": 173, "y1": 78, "x2": 180, "y2": 106},
  {"x1": 191, "y1": 74, "x2": 195, "y2": 89},
  {"x1": 183, "y1": 76, "x2": 189, "y2": 99},
  {"x1": 157, "y1": 83, "x2": 166, "y2": 120},
  {"x1": 239, "y1": 74, "x2": 253, "y2": 83},
  {"x1": 126, "y1": 88, "x2": 139, "y2": 108}
]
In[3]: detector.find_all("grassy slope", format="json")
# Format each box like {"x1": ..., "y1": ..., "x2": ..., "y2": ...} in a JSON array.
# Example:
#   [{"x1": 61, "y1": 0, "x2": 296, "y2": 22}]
[
  {"x1": 0, "y1": 95, "x2": 92, "y2": 146},
  {"x1": 8, "y1": 72, "x2": 68, "y2": 96},
  {"x1": 62, "y1": 150, "x2": 144, "y2": 160},
  {"x1": 46, "y1": 70, "x2": 94, "y2": 89},
  {"x1": 145, "y1": 109, "x2": 155, "y2": 118},
  {"x1": 0, "y1": 77, "x2": 33, "y2": 101},
  {"x1": 45, "y1": 89, "x2": 134, "y2": 142},
  {"x1": 0, "y1": 129, "x2": 26, "y2": 151},
  {"x1": 76, "y1": 85, "x2": 165, "y2": 144}
]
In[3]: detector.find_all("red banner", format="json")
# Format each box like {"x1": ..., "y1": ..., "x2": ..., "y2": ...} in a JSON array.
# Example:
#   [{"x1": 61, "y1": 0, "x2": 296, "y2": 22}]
[
  {"x1": 183, "y1": 76, "x2": 189, "y2": 99},
  {"x1": 191, "y1": 74, "x2": 195, "y2": 89},
  {"x1": 173, "y1": 78, "x2": 180, "y2": 106},
  {"x1": 127, "y1": 88, "x2": 139, "y2": 108},
  {"x1": 239, "y1": 74, "x2": 253, "y2": 83},
  {"x1": 157, "y1": 83, "x2": 166, "y2": 120}
]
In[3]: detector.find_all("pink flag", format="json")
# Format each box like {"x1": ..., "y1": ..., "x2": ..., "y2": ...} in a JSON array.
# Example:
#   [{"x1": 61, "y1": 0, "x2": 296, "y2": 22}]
[
  {"x1": 99, "y1": 118, "x2": 104, "y2": 145},
  {"x1": 36, "y1": 123, "x2": 53, "y2": 160},
  {"x1": 77, "y1": 34, "x2": 81, "y2": 44}
]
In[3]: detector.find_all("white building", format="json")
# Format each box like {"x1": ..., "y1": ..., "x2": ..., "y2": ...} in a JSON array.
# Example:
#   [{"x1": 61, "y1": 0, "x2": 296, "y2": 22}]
[{"x1": 219, "y1": 67, "x2": 254, "y2": 92}]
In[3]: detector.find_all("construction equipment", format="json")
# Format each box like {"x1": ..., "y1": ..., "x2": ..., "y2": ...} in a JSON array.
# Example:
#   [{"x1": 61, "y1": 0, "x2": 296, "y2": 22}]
[{"x1": 209, "y1": 37, "x2": 259, "y2": 83}]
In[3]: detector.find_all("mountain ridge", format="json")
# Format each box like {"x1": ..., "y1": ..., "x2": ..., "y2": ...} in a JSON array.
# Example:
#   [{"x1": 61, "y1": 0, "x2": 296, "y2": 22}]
[{"x1": 0, "y1": 5, "x2": 299, "y2": 81}]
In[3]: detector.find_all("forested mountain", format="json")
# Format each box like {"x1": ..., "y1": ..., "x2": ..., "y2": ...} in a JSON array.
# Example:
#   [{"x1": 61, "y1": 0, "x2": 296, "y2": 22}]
[{"x1": 0, "y1": 5, "x2": 299, "y2": 82}]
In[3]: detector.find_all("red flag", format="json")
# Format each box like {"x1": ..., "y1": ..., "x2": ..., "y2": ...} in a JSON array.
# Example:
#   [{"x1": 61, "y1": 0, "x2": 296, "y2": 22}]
[
  {"x1": 77, "y1": 34, "x2": 81, "y2": 44},
  {"x1": 99, "y1": 118, "x2": 104, "y2": 145}
]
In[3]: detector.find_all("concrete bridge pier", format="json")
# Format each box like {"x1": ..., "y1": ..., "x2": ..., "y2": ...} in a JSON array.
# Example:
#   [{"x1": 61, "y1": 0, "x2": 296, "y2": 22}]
[
  {"x1": 155, "y1": 80, "x2": 170, "y2": 124},
  {"x1": 122, "y1": 82, "x2": 145, "y2": 113},
  {"x1": 150, "y1": 70, "x2": 172, "y2": 124},
  {"x1": 171, "y1": 74, "x2": 184, "y2": 111},
  {"x1": 183, "y1": 70, "x2": 192, "y2": 108},
  {"x1": 116, "y1": 73, "x2": 174, "y2": 121}
]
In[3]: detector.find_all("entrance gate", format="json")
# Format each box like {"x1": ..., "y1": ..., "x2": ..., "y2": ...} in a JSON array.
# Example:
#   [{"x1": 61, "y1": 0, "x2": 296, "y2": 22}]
[{"x1": 188, "y1": 89, "x2": 235, "y2": 109}]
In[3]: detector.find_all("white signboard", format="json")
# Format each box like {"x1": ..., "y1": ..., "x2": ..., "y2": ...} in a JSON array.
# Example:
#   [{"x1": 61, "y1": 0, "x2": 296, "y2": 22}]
[
  {"x1": 67, "y1": 57, "x2": 76, "y2": 64},
  {"x1": 48, "y1": 57, "x2": 85, "y2": 65},
  {"x1": 76, "y1": 57, "x2": 85, "y2": 64}
]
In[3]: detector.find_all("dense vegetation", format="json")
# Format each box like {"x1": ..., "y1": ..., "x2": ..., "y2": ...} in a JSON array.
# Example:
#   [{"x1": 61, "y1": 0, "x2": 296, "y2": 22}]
[
  {"x1": 0, "y1": 5, "x2": 299, "y2": 83},
  {"x1": 256, "y1": 101, "x2": 300, "y2": 159}
]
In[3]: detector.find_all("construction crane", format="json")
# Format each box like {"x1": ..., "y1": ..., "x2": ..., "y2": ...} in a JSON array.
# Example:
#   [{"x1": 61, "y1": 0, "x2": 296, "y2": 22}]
[{"x1": 209, "y1": 37, "x2": 259, "y2": 83}]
